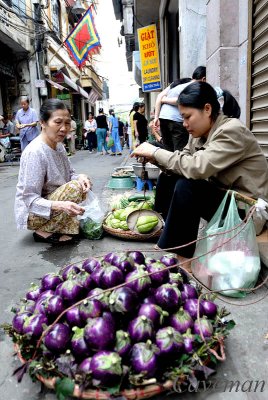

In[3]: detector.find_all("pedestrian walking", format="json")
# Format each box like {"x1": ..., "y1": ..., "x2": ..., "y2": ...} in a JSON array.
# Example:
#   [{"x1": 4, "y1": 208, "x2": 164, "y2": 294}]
[
  {"x1": 84, "y1": 112, "x2": 97, "y2": 153},
  {"x1": 96, "y1": 108, "x2": 108, "y2": 155},
  {"x1": 133, "y1": 103, "x2": 148, "y2": 144},
  {"x1": 15, "y1": 96, "x2": 39, "y2": 151},
  {"x1": 129, "y1": 102, "x2": 139, "y2": 150},
  {"x1": 118, "y1": 117, "x2": 125, "y2": 149},
  {"x1": 108, "y1": 109, "x2": 122, "y2": 156},
  {"x1": 66, "y1": 115, "x2": 76, "y2": 155}
]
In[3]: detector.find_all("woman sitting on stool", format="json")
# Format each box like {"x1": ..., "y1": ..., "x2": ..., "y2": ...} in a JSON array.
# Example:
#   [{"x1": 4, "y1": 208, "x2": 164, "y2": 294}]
[{"x1": 15, "y1": 98, "x2": 92, "y2": 244}]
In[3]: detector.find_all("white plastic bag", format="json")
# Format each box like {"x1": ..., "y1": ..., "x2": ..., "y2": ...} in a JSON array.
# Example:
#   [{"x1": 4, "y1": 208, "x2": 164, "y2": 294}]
[
  {"x1": 77, "y1": 190, "x2": 105, "y2": 239},
  {"x1": 192, "y1": 192, "x2": 261, "y2": 297}
]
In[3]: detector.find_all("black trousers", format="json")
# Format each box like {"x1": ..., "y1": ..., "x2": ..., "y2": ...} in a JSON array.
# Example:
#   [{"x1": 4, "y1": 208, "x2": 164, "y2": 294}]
[
  {"x1": 154, "y1": 174, "x2": 226, "y2": 257},
  {"x1": 159, "y1": 119, "x2": 189, "y2": 151},
  {"x1": 87, "y1": 132, "x2": 96, "y2": 151}
]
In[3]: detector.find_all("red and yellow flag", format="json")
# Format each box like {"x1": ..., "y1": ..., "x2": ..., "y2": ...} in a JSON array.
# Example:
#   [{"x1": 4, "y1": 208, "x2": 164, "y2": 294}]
[{"x1": 64, "y1": 7, "x2": 101, "y2": 69}]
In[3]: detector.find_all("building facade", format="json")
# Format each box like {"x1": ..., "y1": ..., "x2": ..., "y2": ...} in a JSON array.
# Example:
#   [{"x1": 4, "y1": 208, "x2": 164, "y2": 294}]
[{"x1": 114, "y1": 0, "x2": 268, "y2": 157}]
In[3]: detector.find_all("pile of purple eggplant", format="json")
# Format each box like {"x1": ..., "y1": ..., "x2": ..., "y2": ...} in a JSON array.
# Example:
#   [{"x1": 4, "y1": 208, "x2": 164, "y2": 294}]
[{"x1": 9, "y1": 251, "x2": 234, "y2": 394}]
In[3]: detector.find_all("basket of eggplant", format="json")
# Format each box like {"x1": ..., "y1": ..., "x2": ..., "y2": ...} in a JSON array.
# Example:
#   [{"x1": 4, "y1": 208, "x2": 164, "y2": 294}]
[{"x1": 4, "y1": 251, "x2": 235, "y2": 400}]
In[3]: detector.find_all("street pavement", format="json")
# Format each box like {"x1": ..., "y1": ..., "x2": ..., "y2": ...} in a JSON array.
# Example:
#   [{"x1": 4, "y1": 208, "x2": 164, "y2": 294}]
[{"x1": 0, "y1": 147, "x2": 267, "y2": 400}]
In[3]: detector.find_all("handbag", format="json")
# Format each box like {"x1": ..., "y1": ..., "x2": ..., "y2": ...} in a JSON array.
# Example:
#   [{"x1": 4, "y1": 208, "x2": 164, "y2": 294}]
[
  {"x1": 191, "y1": 192, "x2": 261, "y2": 297},
  {"x1": 77, "y1": 190, "x2": 105, "y2": 240}
]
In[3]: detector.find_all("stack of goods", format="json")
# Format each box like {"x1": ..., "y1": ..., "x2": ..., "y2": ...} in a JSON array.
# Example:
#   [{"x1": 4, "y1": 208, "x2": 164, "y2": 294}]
[{"x1": 5, "y1": 251, "x2": 235, "y2": 399}]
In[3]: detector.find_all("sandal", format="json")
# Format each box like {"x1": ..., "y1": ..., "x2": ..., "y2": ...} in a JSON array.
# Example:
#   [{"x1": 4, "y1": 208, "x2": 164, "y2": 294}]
[{"x1": 33, "y1": 232, "x2": 75, "y2": 245}]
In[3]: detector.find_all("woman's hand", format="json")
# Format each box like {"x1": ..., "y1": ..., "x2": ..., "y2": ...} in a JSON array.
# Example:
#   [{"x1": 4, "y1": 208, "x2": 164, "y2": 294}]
[
  {"x1": 130, "y1": 142, "x2": 158, "y2": 162},
  {"x1": 52, "y1": 201, "x2": 85, "y2": 216},
  {"x1": 78, "y1": 174, "x2": 92, "y2": 193}
]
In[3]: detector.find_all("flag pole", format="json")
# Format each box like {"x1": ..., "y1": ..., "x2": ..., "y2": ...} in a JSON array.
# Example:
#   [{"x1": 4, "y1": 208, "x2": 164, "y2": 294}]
[{"x1": 47, "y1": 42, "x2": 66, "y2": 65}]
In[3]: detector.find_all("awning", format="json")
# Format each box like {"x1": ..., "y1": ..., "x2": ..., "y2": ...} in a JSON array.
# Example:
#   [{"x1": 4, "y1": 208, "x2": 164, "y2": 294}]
[
  {"x1": 46, "y1": 79, "x2": 66, "y2": 91},
  {"x1": 52, "y1": 71, "x2": 89, "y2": 100},
  {"x1": 88, "y1": 89, "x2": 99, "y2": 104}
]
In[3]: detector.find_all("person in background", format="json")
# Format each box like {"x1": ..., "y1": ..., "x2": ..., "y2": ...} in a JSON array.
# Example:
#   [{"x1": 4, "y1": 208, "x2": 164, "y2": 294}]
[
  {"x1": 66, "y1": 115, "x2": 76, "y2": 155},
  {"x1": 15, "y1": 96, "x2": 39, "y2": 151},
  {"x1": 133, "y1": 102, "x2": 148, "y2": 144},
  {"x1": 129, "y1": 102, "x2": 140, "y2": 150},
  {"x1": 96, "y1": 108, "x2": 108, "y2": 155},
  {"x1": 15, "y1": 98, "x2": 92, "y2": 244},
  {"x1": 148, "y1": 118, "x2": 165, "y2": 149},
  {"x1": 84, "y1": 112, "x2": 97, "y2": 154},
  {"x1": 108, "y1": 109, "x2": 122, "y2": 156},
  {"x1": 154, "y1": 67, "x2": 206, "y2": 151},
  {"x1": 118, "y1": 117, "x2": 125, "y2": 149},
  {"x1": 0, "y1": 114, "x2": 14, "y2": 148},
  {"x1": 131, "y1": 82, "x2": 268, "y2": 270}
]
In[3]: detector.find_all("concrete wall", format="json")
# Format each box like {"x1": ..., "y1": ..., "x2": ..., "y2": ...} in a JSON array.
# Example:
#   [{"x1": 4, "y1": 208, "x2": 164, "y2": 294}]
[
  {"x1": 179, "y1": 0, "x2": 207, "y2": 77},
  {"x1": 206, "y1": 0, "x2": 249, "y2": 124}
]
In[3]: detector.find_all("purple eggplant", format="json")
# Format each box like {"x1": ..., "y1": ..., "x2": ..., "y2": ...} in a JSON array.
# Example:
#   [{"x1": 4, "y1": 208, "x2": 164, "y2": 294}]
[
  {"x1": 79, "y1": 299, "x2": 102, "y2": 321},
  {"x1": 154, "y1": 283, "x2": 181, "y2": 311},
  {"x1": 180, "y1": 283, "x2": 198, "y2": 302},
  {"x1": 82, "y1": 257, "x2": 101, "y2": 273},
  {"x1": 201, "y1": 299, "x2": 218, "y2": 319},
  {"x1": 84, "y1": 317, "x2": 115, "y2": 351},
  {"x1": 77, "y1": 357, "x2": 92, "y2": 374},
  {"x1": 17, "y1": 300, "x2": 35, "y2": 314},
  {"x1": 169, "y1": 272, "x2": 184, "y2": 287},
  {"x1": 90, "y1": 266, "x2": 105, "y2": 287},
  {"x1": 102, "y1": 311, "x2": 116, "y2": 331},
  {"x1": 103, "y1": 252, "x2": 117, "y2": 264},
  {"x1": 183, "y1": 298, "x2": 204, "y2": 320},
  {"x1": 155, "y1": 326, "x2": 184, "y2": 356},
  {"x1": 138, "y1": 303, "x2": 169, "y2": 327},
  {"x1": 170, "y1": 308, "x2": 193, "y2": 334},
  {"x1": 75, "y1": 271, "x2": 92, "y2": 290},
  {"x1": 41, "y1": 273, "x2": 62, "y2": 291},
  {"x1": 12, "y1": 312, "x2": 32, "y2": 334},
  {"x1": 61, "y1": 264, "x2": 80, "y2": 280},
  {"x1": 71, "y1": 327, "x2": 91, "y2": 359},
  {"x1": 44, "y1": 323, "x2": 70, "y2": 353},
  {"x1": 128, "y1": 315, "x2": 154, "y2": 343},
  {"x1": 127, "y1": 251, "x2": 145, "y2": 265},
  {"x1": 114, "y1": 330, "x2": 131, "y2": 358},
  {"x1": 37, "y1": 289, "x2": 55, "y2": 302},
  {"x1": 90, "y1": 351, "x2": 122, "y2": 387},
  {"x1": 34, "y1": 297, "x2": 48, "y2": 315},
  {"x1": 147, "y1": 261, "x2": 170, "y2": 286},
  {"x1": 130, "y1": 341, "x2": 159, "y2": 378},
  {"x1": 26, "y1": 284, "x2": 43, "y2": 302},
  {"x1": 160, "y1": 254, "x2": 178, "y2": 268},
  {"x1": 23, "y1": 314, "x2": 48, "y2": 338},
  {"x1": 193, "y1": 316, "x2": 214, "y2": 338},
  {"x1": 183, "y1": 328, "x2": 195, "y2": 354},
  {"x1": 87, "y1": 288, "x2": 110, "y2": 310},
  {"x1": 109, "y1": 287, "x2": 138, "y2": 314},
  {"x1": 66, "y1": 306, "x2": 83, "y2": 328},
  {"x1": 125, "y1": 266, "x2": 151, "y2": 294},
  {"x1": 99, "y1": 265, "x2": 124, "y2": 289},
  {"x1": 56, "y1": 280, "x2": 85, "y2": 304},
  {"x1": 45, "y1": 295, "x2": 65, "y2": 318}
]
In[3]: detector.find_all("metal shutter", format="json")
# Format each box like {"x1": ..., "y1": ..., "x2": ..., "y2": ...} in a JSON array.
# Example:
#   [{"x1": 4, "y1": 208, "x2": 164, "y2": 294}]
[{"x1": 251, "y1": 0, "x2": 268, "y2": 157}]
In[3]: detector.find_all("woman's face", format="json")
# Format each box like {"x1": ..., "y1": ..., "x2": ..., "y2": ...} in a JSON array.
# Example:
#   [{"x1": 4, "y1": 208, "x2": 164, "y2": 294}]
[
  {"x1": 179, "y1": 104, "x2": 213, "y2": 139},
  {"x1": 41, "y1": 109, "x2": 71, "y2": 144},
  {"x1": 21, "y1": 100, "x2": 29, "y2": 112}
]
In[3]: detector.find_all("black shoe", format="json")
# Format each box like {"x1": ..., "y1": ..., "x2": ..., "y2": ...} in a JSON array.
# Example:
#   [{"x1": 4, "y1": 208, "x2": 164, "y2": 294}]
[{"x1": 33, "y1": 232, "x2": 75, "y2": 245}]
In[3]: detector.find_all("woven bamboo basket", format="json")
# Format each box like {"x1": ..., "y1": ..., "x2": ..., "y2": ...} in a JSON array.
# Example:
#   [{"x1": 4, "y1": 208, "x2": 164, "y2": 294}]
[{"x1": 15, "y1": 343, "x2": 220, "y2": 400}]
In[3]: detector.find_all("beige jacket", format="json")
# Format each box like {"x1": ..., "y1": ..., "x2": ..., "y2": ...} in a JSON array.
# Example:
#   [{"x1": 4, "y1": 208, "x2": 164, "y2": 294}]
[{"x1": 154, "y1": 114, "x2": 268, "y2": 201}]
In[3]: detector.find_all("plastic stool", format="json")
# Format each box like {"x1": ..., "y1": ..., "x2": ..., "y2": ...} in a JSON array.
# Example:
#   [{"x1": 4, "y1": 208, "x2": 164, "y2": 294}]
[{"x1": 135, "y1": 177, "x2": 154, "y2": 191}]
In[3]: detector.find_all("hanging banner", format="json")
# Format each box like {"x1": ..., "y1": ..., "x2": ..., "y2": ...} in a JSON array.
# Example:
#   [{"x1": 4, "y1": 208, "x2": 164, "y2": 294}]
[{"x1": 137, "y1": 24, "x2": 161, "y2": 92}]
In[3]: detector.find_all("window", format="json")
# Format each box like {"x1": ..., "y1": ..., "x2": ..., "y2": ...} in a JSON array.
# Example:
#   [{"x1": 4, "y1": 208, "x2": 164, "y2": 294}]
[{"x1": 51, "y1": 0, "x2": 61, "y2": 36}]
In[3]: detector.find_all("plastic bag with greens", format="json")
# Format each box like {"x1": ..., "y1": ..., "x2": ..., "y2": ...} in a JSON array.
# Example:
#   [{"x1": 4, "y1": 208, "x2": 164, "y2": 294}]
[{"x1": 77, "y1": 190, "x2": 104, "y2": 240}]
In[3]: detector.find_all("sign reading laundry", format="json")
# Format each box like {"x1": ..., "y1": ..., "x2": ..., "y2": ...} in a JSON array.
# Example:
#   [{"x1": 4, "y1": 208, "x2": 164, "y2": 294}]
[
  {"x1": 64, "y1": 6, "x2": 101, "y2": 69},
  {"x1": 137, "y1": 24, "x2": 161, "y2": 92}
]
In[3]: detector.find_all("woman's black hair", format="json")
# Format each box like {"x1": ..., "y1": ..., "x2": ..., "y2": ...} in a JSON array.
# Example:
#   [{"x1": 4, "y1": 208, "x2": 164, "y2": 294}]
[
  {"x1": 109, "y1": 109, "x2": 115, "y2": 115},
  {"x1": 221, "y1": 90, "x2": 241, "y2": 118},
  {"x1": 40, "y1": 98, "x2": 70, "y2": 122},
  {"x1": 192, "y1": 66, "x2": 206, "y2": 80},
  {"x1": 170, "y1": 77, "x2": 191, "y2": 89},
  {"x1": 178, "y1": 81, "x2": 241, "y2": 121}
]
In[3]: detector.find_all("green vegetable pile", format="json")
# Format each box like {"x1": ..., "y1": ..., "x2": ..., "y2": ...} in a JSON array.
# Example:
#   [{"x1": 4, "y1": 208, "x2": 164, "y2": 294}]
[{"x1": 80, "y1": 218, "x2": 103, "y2": 240}]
